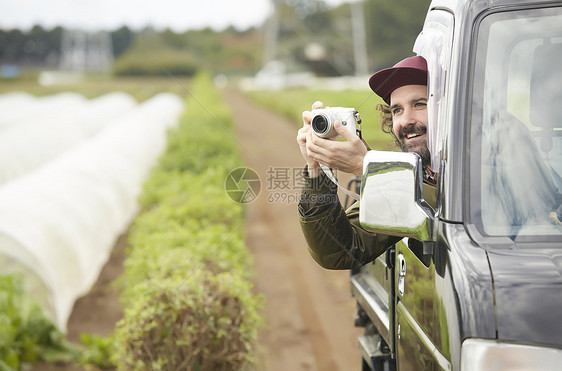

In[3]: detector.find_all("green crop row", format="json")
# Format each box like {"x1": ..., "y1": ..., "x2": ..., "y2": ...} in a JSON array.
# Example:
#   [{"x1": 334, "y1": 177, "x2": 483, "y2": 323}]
[{"x1": 111, "y1": 72, "x2": 263, "y2": 370}]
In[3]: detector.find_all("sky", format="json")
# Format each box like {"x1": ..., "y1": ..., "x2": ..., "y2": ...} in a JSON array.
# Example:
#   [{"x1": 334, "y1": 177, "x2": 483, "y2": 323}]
[{"x1": 0, "y1": 0, "x2": 350, "y2": 32}]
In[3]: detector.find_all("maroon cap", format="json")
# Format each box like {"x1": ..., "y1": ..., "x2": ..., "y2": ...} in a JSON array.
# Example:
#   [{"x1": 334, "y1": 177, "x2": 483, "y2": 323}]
[{"x1": 369, "y1": 55, "x2": 428, "y2": 104}]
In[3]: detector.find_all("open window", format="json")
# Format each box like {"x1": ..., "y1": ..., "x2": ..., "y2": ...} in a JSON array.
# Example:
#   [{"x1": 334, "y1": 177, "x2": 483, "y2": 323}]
[{"x1": 413, "y1": 9, "x2": 454, "y2": 173}]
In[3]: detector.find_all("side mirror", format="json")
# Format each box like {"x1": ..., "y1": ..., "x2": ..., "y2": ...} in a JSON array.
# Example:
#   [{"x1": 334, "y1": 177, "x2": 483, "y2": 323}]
[{"x1": 359, "y1": 150, "x2": 434, "y2": 243}]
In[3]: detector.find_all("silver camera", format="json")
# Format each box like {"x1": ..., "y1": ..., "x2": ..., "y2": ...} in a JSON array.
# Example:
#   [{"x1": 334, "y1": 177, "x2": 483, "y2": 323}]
[{"x1": 311, "y1": 107, "x2": 359, "y2": 138}]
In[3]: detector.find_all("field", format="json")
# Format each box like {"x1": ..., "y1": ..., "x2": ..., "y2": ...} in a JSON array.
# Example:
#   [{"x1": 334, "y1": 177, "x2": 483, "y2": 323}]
[
  {"x1": 0, "y1": 74, "x2": 396, "y2": 151},
  {"x1": 1, "y1": 74, "x2": 398, "y2": 370},
  {"x1": 0, "y1": 75, "x2": 193, "y2": 102}
]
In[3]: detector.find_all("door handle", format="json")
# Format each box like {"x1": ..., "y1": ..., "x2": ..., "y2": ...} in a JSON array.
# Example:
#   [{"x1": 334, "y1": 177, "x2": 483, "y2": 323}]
[{"x1": 398, "y1": 253, "x2": 406, "y2": 296}]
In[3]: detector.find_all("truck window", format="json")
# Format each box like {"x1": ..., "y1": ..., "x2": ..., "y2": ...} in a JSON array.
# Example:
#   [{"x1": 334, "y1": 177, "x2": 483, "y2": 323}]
[{"x1": 470, "y1": 7, "x2": 562, "y2": 239}]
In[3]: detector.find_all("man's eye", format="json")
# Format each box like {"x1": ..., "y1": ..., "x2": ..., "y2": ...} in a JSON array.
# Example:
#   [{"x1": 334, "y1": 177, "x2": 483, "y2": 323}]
[
  {"x1": 392, "y1": 108, "x2": 403, "y2": 116},
  {"x1": 414, "y1": 102, "x2": 427, "y2": 108}
]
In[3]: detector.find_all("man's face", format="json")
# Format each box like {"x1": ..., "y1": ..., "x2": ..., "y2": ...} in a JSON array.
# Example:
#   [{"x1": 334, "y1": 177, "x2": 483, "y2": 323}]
[{"x1": 389, "y1": 84, "x2": 430, "y2": 166}]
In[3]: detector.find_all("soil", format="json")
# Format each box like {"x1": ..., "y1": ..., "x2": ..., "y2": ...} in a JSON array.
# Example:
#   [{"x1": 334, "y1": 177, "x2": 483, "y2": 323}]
[{"x1": 32, "y1": 89, "x2": 362, "y2": 371}]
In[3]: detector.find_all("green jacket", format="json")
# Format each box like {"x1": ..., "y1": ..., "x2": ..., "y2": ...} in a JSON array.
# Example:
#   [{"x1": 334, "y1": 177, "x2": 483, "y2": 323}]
[{"x1": 298, "y1": 168, "x2": 436, "y2": 270}]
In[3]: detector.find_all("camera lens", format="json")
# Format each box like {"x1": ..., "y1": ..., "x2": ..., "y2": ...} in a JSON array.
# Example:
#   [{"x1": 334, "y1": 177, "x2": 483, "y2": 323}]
[{"x1": 312, "y1": 114, "x2": 330, "y2": 136}]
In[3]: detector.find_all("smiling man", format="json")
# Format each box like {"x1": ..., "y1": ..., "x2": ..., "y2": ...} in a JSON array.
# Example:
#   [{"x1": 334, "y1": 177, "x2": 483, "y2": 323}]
[
  {"x1": 296, "y1": 55, "x2": 431, "y2": 269},
  {"x1": 370, "y1": 56, "x2": 431, "y2": 168}
]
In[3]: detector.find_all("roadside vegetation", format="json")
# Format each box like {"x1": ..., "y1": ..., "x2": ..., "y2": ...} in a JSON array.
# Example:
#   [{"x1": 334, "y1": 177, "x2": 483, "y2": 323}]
[{"x1": 244, "y1": 89, "x2": 396, "y2": 150}]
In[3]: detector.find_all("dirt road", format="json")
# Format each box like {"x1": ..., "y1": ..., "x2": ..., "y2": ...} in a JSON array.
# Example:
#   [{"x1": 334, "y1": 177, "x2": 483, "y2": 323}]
[{"x1": 223, "y1": 89, "x2": 362, "y2": 371}]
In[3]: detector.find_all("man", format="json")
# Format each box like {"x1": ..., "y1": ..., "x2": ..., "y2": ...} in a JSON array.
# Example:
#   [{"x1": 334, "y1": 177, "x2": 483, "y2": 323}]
[{"x1": 296, "y1": 55, "x2": 432, "y2": 269}]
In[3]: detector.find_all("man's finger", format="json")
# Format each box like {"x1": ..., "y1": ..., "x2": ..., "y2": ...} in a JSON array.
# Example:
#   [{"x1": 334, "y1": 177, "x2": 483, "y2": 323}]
[
  {"x1": 307, "y1": 131, "x2": 336, "y2": 159},
  {"x1": 312, "y1": 101, "x2": 323, "y2": 110},
  {"x1": 297, "y1": 127, "x2": 308, "y2": 144},
  {"x1": 303, "y1": 101, "x2": 324, "y2": 127},
  {"x1": 302, "y1": 110, "x2": 314, "y2": 126},
  {"x1": 309, "y1": 129, "x2": 332, "y2": 148}
]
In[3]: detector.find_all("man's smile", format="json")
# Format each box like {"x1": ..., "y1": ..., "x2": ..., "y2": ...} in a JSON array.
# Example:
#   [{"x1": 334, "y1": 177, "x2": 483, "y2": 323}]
[
  {"x1": 399, "y1": 124, "x2": 427, "y2": 143},
  {"x1": 405, "y1": 132, "x2": 424, "y2": 140}
]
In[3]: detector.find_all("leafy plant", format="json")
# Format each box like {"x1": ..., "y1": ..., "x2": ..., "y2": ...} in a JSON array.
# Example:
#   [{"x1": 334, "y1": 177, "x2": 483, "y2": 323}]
[
  {"x1": 78, "y1": 333, "x2": 117, "y2": 369},
  {"x1": 114, "y1": 271, "x2": 261, "y2": 370},
  {"x1": 0, "y1": 275, "x2": 80, "y2": 370}
]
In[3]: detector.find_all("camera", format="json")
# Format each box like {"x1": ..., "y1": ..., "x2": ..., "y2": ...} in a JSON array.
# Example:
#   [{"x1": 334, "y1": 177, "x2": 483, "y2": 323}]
[{"x1": 311, "y1": 107, "x2": 359, "y2": 138}]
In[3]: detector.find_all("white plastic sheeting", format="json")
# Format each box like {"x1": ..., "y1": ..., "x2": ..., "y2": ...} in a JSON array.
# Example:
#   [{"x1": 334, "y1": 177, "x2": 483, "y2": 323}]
[
  {"x1": 0, "y1": 92, "x2": 184, "y2": 329},
  {"x1": 0, "y1": 92, "x2": 87, "y2": 129},
  {"x1": 0, "y1": 92, "x2": 137, "y2": 184}
]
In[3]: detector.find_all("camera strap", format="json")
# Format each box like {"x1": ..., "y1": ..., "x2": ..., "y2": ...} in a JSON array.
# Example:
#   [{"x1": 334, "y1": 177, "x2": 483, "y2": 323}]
[
  {"x1": 320, "y1": 114, "x2": 363, "y2": 201},
  {"x1": 319, "y1": 165, "x2": 361, "y2": 202}
]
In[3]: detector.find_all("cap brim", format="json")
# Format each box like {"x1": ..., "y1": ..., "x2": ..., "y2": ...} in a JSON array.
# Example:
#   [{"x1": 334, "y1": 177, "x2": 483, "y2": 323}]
[{"x1": 369, "y1": 67, "x2": 428, "y2": 104}]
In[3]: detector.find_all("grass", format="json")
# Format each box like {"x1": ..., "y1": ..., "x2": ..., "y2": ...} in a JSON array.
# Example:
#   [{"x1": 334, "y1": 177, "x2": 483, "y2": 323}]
[{"x1": 244, "y1": 88, "x2": 397, "y2": 151}]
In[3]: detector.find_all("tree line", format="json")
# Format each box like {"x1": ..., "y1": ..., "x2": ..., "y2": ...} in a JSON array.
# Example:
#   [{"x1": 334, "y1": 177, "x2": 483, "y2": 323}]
[
  {"x1": 0, "y1": 25, "x2": 134, "y2": 68},
  {"x1": 0, "y1": 0, "x2": 430, "y2": 76},
  {"x1": 269, "y1": 0, "x2": 430, "y2": 75}
]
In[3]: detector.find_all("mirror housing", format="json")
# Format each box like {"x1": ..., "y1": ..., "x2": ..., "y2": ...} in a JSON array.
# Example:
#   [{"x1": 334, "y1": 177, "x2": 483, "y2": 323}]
[{"x1": 359, "y1": 150, "x2": 434, "y2": 242}]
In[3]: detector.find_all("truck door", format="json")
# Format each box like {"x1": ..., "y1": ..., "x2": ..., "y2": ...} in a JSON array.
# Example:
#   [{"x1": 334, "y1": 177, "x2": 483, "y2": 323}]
[{"x1": 394, "y1": 238, "x2": 452, "y2": 370}]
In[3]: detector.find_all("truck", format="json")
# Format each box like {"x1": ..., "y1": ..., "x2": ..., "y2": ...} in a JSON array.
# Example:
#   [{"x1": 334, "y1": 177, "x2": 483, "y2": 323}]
[{"x1": 352, "y1": 0, "x2": 562, "y2": 369}]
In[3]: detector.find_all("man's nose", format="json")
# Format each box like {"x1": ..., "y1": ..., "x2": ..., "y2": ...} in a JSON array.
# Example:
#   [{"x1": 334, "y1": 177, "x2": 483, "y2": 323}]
[{"x1": 402, "y1": 107, "x2": 417, "y2": 123}]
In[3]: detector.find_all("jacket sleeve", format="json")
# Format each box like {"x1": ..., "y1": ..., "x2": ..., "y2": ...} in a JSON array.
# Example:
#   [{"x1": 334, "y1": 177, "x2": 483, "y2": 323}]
[{"x1": 298, "y1": 168, "x2": 400, "y2": 270}]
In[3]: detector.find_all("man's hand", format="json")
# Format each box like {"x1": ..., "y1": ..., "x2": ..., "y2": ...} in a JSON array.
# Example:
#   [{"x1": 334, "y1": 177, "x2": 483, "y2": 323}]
[{"x1": 297, "y1": 101, "x2": 368, "y2": 178}]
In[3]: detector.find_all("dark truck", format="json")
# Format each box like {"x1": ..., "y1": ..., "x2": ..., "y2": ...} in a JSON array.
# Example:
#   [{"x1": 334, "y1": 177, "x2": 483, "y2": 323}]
[{"x1": 352, "y1": 0, "x2": 562, "y2": 369}]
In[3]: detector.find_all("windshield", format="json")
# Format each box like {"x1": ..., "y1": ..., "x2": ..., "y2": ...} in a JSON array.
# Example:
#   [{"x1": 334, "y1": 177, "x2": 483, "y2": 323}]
[{"x1": 471, "y1": 7, "x2": 562, "y2": 239}]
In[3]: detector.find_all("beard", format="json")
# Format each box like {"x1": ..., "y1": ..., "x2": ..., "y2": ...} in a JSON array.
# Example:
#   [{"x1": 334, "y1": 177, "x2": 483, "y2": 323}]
[
  {"x1": 400, "y1": 141, "x2": 431, "y2": 168},
  {"x1": 398, "y1": 124, "x2": 431, "y2": 168}
]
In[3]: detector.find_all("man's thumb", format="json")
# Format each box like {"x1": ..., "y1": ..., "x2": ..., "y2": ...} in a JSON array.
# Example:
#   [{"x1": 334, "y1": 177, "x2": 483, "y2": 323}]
[{"x1": 334, "y1": 120, "x2": 354, "y2": 140}]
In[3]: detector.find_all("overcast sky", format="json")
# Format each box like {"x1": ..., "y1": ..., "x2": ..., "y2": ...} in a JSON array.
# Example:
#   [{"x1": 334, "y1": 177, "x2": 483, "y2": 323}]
[{"x1": 0, "y1": 0, "x2": 350, "y2": 32}]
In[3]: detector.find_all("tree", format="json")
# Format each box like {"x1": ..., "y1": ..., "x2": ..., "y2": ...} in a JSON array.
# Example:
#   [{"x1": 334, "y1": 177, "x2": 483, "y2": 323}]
[
  {"x1": 0, "y1": 29, "x2": 25, "y2": 63},
  {"x1": 110, "y1": 26, "x2": 134, "y2": 58},
  {"x1": 364, "y1": 0, "x2": 431, "y2": 68},
  {"x1": 264, "y1": 0, "x2": 357, "y2": 76},
  {"x1": 0, "y1": 26, "x2": 62, "y2": 67}
]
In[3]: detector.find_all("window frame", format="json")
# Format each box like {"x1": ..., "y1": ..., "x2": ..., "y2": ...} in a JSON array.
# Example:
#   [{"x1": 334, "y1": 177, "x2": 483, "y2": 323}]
[{"x1": 467, "y1": 5, "x2": 562, "y2": 245}]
